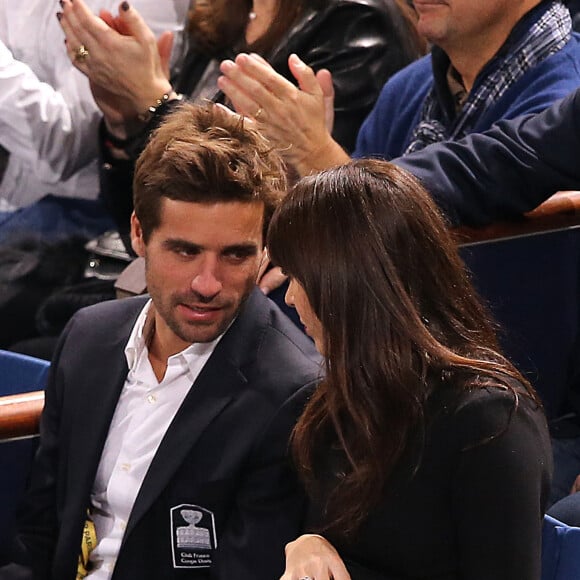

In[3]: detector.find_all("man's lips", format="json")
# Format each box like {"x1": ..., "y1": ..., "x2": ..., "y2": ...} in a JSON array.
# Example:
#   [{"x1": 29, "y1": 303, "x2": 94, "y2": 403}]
[
  {"x1": 182, "y1": 304, "x2": 222, "y2": 311},
  {"x1": 178, "y1": 303, "x2": 224, "y2": 321}
]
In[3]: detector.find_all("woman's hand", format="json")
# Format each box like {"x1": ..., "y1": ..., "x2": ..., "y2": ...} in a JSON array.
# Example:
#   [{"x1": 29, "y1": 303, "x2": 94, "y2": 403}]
[
  {"x1": 58, "y1": 0, "x2": 173, "y2": 134},
  {"x1": 280, "y1": 534, "x2": 351, "y2": 580},
  {"x1": 218, "y1": 53, "x2": 349, "y2": 177}
]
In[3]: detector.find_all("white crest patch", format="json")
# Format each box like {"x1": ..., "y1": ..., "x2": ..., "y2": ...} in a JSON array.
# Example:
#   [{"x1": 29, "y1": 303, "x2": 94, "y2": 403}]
[{"x1": 170, "y1": 504, "x2": 217, "y2": 568}]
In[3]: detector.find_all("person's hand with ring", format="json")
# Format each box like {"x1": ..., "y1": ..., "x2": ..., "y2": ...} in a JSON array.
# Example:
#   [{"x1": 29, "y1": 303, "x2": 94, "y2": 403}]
[
  {"x1": 74, "y1": 44, "x2": 90, "y2": 61},
  {"x1": 58, "y1": 0, "x2": 175, "y2": 138},
  {"x1": 218, "y1": 52, "x2": 349, "y2": 177}
]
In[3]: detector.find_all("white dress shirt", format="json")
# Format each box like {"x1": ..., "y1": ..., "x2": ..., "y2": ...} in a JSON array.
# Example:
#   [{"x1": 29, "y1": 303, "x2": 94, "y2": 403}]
[
  {"x1": 87, "y1": 300, "x2": 222, "y2": 579},
  {"x1": 0, "y1": 0, "x2": 189, "y2": 210}
]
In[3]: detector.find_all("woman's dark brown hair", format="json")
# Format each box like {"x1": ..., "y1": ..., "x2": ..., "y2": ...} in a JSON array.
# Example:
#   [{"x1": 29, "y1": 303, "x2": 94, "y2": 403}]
[
  {"x1": 189, "y1": 0, "x2": 315, "y2": 56},
  {"x1": 267, "y1": 159, "x2": 539, "y2": 536}
]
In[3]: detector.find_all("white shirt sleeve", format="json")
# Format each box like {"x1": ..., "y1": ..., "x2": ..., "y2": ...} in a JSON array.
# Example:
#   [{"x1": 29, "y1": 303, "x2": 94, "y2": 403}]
[{"x1": 0, "y1": 0, "x2": 189, "y2": 205}]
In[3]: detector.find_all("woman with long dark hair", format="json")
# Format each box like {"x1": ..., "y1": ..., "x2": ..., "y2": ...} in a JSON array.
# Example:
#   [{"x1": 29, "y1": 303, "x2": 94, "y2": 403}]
[{"x1": 268, "y1": 159, "x2": 551, "y2": 580}]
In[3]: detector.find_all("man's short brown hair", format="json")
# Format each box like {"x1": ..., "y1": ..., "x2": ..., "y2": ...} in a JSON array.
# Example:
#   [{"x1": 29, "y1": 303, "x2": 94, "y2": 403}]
[{"x1": 133, "y1": 102, "x2": 287, "y2": 242}]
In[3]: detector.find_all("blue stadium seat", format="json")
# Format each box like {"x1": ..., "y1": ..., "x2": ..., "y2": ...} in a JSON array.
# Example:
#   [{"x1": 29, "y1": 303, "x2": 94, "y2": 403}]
[
  {"x1": 460, "y1": 224, "x2": 580, "y2": 420},
  {"x1": 0, "y1": 350, "x2": 50, "y2": 396},
  {"x1": 0, "y1": 350, "x2": 50, "y2": 563},
  {"x1": 542, "y1": 514, "x2": 580, "y2": 580}
]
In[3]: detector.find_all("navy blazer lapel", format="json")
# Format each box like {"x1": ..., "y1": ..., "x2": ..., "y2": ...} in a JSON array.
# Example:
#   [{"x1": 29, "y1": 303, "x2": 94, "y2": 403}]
[
  {"x1": 67, "y1": 347, "x2": 127, "y2": 494},
  {"x1": 124, "y1": 355, "x2": 243, "y2": 536},
  {"x1": 124, "y1": 290, "x2": 269, "y2": 537},
  {"x1": 66, "y1": 299, "x2": 147, "y2": 502}
]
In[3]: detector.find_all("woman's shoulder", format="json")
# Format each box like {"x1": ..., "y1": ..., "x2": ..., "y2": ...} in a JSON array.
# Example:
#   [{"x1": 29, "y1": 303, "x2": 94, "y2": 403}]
[
  {"x1": 316, "y1": 0, "x2": 418, "y2": 27},
  {"x1": 292, "y1": 0, "x2": 413, "y2": 32},
  {"x1": 428, "y1": 379, "x2": 547, "y2": 451}
]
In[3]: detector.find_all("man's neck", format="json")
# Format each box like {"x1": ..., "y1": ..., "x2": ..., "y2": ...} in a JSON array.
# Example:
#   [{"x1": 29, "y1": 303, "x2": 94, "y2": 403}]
[
  {"x1": 445, "y1": 5, "x2": 537, "y2": 92},
  {"x1": 448, "y1": 38, "x2": 509, "y2": 93},
  {"x1": 148, "y1": 340, "x2": 169, "y2": 383},
  {"x1": 145, "y1": 309, "x2": 188, "y2": 383}
]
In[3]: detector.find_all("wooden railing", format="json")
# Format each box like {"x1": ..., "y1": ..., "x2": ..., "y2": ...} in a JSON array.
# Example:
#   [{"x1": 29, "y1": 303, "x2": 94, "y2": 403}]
[
  {"x1": 454, "y1": 191, "x2": 580, "y2": 245},
  {"x1": 0, "y1": 390, "x2": 44, "y2": 442}
]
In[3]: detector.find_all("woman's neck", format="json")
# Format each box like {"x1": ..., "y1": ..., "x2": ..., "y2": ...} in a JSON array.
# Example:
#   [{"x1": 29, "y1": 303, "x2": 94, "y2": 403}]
[{"x1": 245, "y1": 0, "x2": 278, "y2": 45}]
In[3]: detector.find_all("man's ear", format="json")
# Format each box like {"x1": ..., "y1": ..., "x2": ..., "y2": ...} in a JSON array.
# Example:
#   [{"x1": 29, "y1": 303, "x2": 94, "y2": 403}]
[{"x1": 130, "y1": 212, "x2": 146, "y2": 257}]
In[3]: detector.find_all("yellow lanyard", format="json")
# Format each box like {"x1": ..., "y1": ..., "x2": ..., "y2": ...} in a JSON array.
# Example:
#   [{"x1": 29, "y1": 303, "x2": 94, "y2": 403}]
[{"x1": 77, "y1": 512, "x2": 97, "y2": 580}]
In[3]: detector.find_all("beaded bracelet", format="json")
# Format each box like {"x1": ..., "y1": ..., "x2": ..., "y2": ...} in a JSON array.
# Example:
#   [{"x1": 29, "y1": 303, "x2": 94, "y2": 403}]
[
  {"x1": 99, "y1": 95, "x2": 185, "y2": 162},
  {"x1": 137, "y1": 92, "x2": 183, "y2": 123}
]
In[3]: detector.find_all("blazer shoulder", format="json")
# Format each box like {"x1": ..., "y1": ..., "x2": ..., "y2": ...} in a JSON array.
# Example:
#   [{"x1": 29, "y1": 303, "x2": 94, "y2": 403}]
[
  {"x1": 70, "y1": 295, "x2": 147, "y2": 326},
  {"x1": 231, "y1": 291, "x2": 323, "y2": 394},
  {"x1": 63, "y1": 295, "x2": 148, "y2": 348},
  {"x1": 253, "y1": 302, "x2": 323, "y2": 388}
]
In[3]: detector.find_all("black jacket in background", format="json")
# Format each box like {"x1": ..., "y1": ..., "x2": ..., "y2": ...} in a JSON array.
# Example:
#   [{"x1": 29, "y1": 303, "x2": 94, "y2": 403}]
[{"x1": 99, "y1": 0, "x2": 421, "y2": 237}]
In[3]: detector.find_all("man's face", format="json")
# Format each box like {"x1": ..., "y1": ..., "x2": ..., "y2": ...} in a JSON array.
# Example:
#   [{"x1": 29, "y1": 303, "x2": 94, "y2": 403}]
[
  {"x1": 413, "y1": 0, "x2": 519, "y2": 49},
  {"x1": 131, "y1": 198, "x2": 265, "y2": 355}
]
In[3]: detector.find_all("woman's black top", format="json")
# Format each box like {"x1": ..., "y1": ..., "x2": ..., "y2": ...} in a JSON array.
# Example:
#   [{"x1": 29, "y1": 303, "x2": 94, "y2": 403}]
[{"x1": 308, "y1": 383, "x2": 552, "y2": 580}]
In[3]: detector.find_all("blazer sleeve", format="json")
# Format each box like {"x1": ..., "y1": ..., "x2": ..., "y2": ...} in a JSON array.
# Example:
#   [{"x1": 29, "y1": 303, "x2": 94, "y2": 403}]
[
  {"x1": 394, "y1": 89, "x2": 580, "y2": 226},
  {"x1": 211, "y1": 383, "x2": 316, "y2": 580}
]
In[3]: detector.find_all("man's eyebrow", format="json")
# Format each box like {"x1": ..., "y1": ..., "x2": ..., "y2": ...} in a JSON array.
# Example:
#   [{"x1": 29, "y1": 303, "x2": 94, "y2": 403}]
[
  {"x1": 162, "y1": 239, "x2": 259, "y2": 254},
  {"x1": 163, "y1": 239, "x2": 202, "y2": 252},
  {"x1": 221, "y1": 243, "x2": 260, "y2": 255}
]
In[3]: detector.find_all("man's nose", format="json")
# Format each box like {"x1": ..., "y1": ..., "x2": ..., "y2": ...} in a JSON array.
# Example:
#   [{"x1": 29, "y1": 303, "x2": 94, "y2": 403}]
[{"x1": 191, "y1": 255, "x2": 223, "y2": 300}]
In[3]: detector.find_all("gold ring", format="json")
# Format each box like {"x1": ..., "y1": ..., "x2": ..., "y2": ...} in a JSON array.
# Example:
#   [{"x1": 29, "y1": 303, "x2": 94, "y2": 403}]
[
  {"x1": 75, "y1": 44, "x2": 89, "y2": 61},
  {"x1": 254, "y1": 107, "x2": 263, "y2": 120}
]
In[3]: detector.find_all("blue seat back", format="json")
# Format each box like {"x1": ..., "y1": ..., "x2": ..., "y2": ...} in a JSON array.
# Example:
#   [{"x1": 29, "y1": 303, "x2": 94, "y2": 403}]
[
  {"x1": 0, "y1": 350, "x2": 50, "y2": 562},
  {"x1": 460, "y1": 226, "x2": 580, "y2": 419},
  {"x1": 542, "y1": 514, "x2": 580, "y2": 580},
  {"x1": 0, "y1": 350, "x2": 50, "y2": 396}
]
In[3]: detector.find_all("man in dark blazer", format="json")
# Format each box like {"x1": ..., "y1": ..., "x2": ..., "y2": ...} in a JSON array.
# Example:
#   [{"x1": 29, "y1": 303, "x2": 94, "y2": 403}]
[{"x1": 0, "y1": 103, "x2": 322, "y2": 580}]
